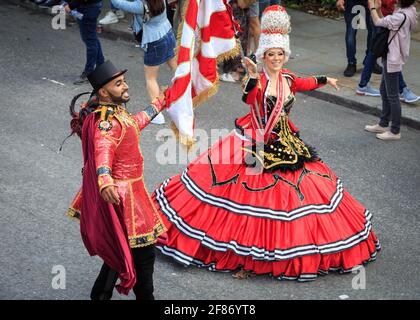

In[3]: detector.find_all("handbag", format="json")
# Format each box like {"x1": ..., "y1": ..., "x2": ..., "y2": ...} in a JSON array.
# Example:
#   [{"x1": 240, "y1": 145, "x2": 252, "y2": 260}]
[
  {"x1": 132, "y1": 0, "x2": 152, "y2": 44},
  {"x1": 372, "y1": 12, "x2": 406, "y2": 58}
]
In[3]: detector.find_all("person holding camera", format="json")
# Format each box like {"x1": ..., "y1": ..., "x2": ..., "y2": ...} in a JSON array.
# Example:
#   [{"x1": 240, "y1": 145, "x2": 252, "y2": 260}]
[
  {"x1": 111, "y1": 0, "x2": 177, "y2": 124},
  {"x1": 336, "y1": 0, "x2": 383, "y2": 77},
  {"x1": 357, "y1": 0, "x2": 419, "y2": 103},
  {"x1": 365, "y1": 0, "x2": 418, "y2": 140}
]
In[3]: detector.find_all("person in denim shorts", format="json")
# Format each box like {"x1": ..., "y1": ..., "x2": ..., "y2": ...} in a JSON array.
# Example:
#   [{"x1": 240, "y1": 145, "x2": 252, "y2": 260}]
[
  {"x1": 111, "y1": 0, "x2": 176, "y2": 124},
  {"x1": 248, "y1": 1, "x2": 260, "y2": 54}
]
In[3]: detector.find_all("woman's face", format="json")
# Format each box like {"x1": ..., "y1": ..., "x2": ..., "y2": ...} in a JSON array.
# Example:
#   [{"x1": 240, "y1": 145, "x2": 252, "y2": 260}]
[{"x1": 263, "y1": 48, "x2": 286, "y2": 73}]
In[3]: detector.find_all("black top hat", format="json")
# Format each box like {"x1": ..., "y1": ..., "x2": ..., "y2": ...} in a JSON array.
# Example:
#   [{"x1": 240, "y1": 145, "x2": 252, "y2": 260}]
[{"x1": 87, "y1": 60, "x2": 127, "y2": 92}]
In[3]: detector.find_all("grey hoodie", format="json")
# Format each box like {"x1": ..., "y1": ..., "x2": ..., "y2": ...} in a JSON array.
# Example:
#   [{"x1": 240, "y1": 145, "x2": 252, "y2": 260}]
[{"x1": 375, "y1": 5, "x2": 418, "y2": 73}]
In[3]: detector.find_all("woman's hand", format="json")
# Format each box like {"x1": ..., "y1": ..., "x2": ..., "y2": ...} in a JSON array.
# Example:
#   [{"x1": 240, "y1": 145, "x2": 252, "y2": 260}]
[
  {"x1": 368, "y1": 0, "x2": 380, "y2": 10},
  {"x1": 242, "y1": 57, "x2": 258, "y2": 78},
  {"x1": 327, "y1": 77, "x2": 339, "y2": 90}
]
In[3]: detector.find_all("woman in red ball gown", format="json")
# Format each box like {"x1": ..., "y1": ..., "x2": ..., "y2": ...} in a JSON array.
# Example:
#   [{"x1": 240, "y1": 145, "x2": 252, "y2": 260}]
[{"x1": 153, "y1": 5, "x2": 380, "y2": 281}]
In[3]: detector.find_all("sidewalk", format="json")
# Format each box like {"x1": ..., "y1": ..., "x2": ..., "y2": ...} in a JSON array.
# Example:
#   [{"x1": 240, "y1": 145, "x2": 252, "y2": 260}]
[
  {"x1": 286, "y1": 8, "x2": 420, "y2": 130},
  {"x1": 9, "y1": 0, "x2": 420, "y2": 130}
]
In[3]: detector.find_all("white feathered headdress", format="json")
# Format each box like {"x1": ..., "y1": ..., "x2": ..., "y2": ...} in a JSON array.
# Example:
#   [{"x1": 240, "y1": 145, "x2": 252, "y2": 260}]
[{"x1": 255, "y1": 5, "x2": 291, "y2": 63}]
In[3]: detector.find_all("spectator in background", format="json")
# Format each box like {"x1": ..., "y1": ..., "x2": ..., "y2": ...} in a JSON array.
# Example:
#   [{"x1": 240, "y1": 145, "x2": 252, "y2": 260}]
[
  {"x1": 248, "y1": 1, "x2": 261, "y2": 54},
  {"x1": 336, "y1": 0, "x2": 383, "y2": 77},
  {"x1": 111, "y1": 0, "x2": 177, "y2": 125},
  {"x1": 357, "y1": 0, "x2": 419, "y2": 103},
  {"x1": 237, "y1": 1, "x2": 260, "y2": 55},
  {"x1": 220, "y1": 0, "x2": 250, "y2": 83},
  {"x1": 171, "y1": 0, "x2": 184, "y2": 36},
  {"x1": 258, "y1": 0, "x2": 281, "y2": 18},
  {"x1": 364, "y1": 0, "x2": 418, "y2": 140},
  {"x1": 99, "y1": 1, "x2": 125, "y2": 25},
  {"x1": 166, "y1": 0, "x2": 176, "y2": 26},
  {"x1": 64, "y1": 0, "x2": 105, "y2": 85}
]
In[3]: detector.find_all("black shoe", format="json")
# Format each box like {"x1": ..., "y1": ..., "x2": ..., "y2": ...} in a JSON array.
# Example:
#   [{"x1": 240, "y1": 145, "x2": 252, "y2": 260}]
[
  {"x1": 39, "y1": 0, "x2": 61, "y2": 8},
  {"x1": 34, "y1": 0, "x2": 47, "y2": 5},
  {"x1": 372, "y1": 62, "x2": 383, "y2": 74},
  {"x1": 74, "y1": 72, "x2": 89, "y2": 85},
  {"x1": 344, "y1": 63, "x2": 356, "y2": 77}
]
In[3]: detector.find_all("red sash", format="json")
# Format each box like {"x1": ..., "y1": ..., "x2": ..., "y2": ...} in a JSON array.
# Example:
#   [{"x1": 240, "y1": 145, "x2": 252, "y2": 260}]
[{"x1": 249, "y1": 70, "x2": 286, "y2": 143}]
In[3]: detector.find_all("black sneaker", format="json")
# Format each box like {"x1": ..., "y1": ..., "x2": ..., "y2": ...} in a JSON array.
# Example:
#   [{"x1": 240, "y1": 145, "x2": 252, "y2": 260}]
[
  {"x1": 344, "y1": 63, "x2": 356, "y2": 77},
  {"x1": 74, "y1": 72, "x2": 88, "y2": 85},
  {"x1": 372, "y1": 62, "x2": 383, "y2": 74}
]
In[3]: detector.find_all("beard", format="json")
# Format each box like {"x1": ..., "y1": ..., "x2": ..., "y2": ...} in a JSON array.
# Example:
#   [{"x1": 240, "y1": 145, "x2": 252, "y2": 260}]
[{"x1": 108, "y1": 90, "x2": 130, "y2": 104}]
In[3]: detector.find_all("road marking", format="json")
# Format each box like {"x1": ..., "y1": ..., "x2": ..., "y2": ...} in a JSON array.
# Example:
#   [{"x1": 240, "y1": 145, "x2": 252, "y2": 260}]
[{"x1": 42, "y1": 77, "x2": 65, "y2": 86}]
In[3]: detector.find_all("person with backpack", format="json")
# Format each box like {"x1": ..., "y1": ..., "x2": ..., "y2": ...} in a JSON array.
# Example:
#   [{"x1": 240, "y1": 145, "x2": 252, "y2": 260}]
[
  {"x1": 356, "y1": 0, "x2": 419, "y2": 104},
  {"x1": 365, "y1": 0, "x2": 418, "y2": 140},
  {"x1": 111, "y1": 0, "x2": 177, "y2": 124}
]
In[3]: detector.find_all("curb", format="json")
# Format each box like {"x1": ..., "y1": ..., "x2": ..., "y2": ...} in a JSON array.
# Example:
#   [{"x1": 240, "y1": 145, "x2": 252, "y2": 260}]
[
  {"x1": 8, "y1": 0, "x2": 420, "y2": 131},
  {"x1": 303, "y1": 90, "x2": 420, "y2": 131}
]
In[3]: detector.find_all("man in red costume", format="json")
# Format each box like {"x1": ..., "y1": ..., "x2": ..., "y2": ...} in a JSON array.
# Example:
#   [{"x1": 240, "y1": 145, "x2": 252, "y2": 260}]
[{"x1": 67, "y1": 61, "x2": 167, "y2": 300}]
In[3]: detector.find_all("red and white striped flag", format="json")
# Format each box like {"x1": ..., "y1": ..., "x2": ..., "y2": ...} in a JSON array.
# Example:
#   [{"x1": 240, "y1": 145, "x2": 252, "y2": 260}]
[{"x1": 165, "y1": 0, "x2": 240, "y2": 147}]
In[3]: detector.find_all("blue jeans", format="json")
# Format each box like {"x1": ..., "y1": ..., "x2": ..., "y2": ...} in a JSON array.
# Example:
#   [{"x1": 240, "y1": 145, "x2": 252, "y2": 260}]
[
  {"x1": 344, "y1": 0, "x2": 373, "y2": 65},
  {"x1": 77, "y1": 2, "x2": 105, "y2": 74},
  {"x1": 359, "y1": 52, "x2": 407, "y2": 93},
  {"x1": 259, "y1": 0, "x2": 281, "y2": 18}
]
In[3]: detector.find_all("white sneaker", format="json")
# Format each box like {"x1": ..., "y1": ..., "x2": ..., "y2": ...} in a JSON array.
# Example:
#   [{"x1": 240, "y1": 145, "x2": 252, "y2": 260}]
[
  {"x1": 99, "y1": 11, "x2": 119, "y2": 25},
  {"x1": 220, "y1": 73, "x2": 236, "y2": 83},
  {"x1": 364, "y1": 124, "x2": 389, "y2": 133},
  {"x1": 151, "y1": 112, "x2": 166, "y2": 125},
  {"x1": 115, "y1": 9, "x2": 125, "y2": 19},
  {"x1": 376, "y1": 131, "x2": 401, "y2": 140}
]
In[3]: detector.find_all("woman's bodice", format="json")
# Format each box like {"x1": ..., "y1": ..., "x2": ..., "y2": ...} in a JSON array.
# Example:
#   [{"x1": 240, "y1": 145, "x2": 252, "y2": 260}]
[{"x1": 244, "y1": 93, "x2": 316, "y2": 172}]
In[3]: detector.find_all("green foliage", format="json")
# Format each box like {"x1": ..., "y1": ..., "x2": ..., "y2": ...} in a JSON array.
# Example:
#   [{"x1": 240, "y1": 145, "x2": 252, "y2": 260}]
[{"x1": 320, "y1": 0, "x2": 337, "y2": 6}]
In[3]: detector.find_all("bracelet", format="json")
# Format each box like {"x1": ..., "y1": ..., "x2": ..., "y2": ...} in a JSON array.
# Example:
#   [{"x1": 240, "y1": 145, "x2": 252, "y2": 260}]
[
  {"x1": 370, "y1": 7, "x2": 376, "y2": 12},
  {"x1": 97, "y1": 166, "x2": 112, "y2": 176}
]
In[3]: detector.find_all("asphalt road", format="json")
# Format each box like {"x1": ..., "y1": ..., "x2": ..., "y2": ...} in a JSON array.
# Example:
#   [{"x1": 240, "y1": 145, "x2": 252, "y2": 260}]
[{"x1": 0, "y1": 1, "x2": 419, "y2": 300}]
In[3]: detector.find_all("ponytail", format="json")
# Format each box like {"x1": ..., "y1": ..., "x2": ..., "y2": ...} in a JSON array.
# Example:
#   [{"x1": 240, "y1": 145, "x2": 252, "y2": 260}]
[{"x1": 58, "y1": 91, "x2": 99, "y2": 152}]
